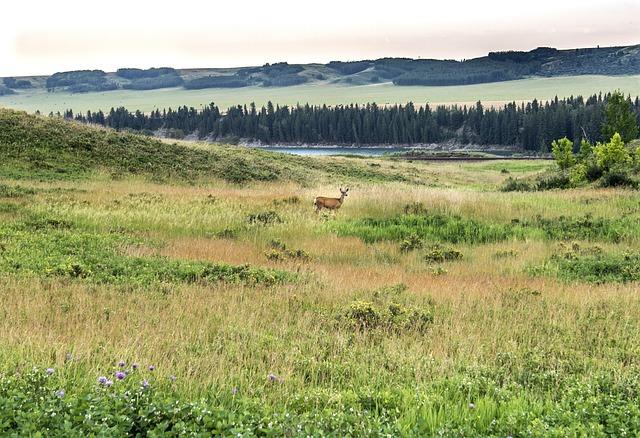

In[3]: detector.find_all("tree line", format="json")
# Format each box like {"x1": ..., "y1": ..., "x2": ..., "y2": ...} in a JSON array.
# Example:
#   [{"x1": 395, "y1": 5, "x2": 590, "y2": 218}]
[{"x1": 60, "y1": 92, "x2": 640, "y2": 151}]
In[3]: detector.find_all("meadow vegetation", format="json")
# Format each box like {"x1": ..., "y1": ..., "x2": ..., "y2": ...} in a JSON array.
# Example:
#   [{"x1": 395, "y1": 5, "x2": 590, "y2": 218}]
[
  {"x1": 0, "y1": 110, "x2": 639, "y2": 435},
  {"x1": 2, "y1": 74, "x2": 640, "y2": 115}
]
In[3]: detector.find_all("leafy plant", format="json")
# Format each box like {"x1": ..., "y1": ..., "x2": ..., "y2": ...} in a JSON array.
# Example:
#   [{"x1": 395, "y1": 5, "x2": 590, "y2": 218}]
[
  {"x1": 423, "y1": 244, "x2": 463, "y2": 263},
  {"x1": 552, "y1": 137, "x2": 576, "y2": 170},
  {"x1": 247, "y1": 211, "x2": 282, "y2": 225}
]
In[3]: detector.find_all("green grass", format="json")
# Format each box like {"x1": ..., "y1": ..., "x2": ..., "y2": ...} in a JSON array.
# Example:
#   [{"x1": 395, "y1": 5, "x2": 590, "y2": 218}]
[
  {"x1": 0, "y1": 217, "x2": 295, "y2": 286},
  {"x1": 1, "y1": 75, "x2": 639, "y2": 114},
  {"x1": 530, "y1": 243, "x2": 640, "y2": 283},
  {"x1": 331, "y1": 212, "x2": 639, "y2": 245},
  {"x1": 0, "y1": 108, "x2": 411, "y2": 184}
]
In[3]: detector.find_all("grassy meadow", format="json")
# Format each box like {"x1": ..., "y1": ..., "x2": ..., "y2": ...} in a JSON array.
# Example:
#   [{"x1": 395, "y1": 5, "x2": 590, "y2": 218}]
[
  {"x1": 1, "y1": 109, "x2": 640, "y2": 435},
  {"x1": 1, "y1": 74, "x2": 640, "y2": 114}
]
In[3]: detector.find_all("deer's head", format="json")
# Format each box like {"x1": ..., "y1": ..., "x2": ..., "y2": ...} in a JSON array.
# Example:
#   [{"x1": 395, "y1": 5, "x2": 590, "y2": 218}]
[{"x1": 340, "y1": 187, "x2": 349, "y2": 198}]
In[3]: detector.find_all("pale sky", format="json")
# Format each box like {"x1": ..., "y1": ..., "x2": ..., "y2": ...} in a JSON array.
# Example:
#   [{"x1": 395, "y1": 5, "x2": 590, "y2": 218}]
[{"x1": 1, "y1": 0, "x2": 639, "y2": 77}]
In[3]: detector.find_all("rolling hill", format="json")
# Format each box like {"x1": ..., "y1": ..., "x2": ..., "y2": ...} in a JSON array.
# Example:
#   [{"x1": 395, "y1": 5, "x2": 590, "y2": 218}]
[{"x1": 2, "y1": 44, "x2": 640, "y2": 94}]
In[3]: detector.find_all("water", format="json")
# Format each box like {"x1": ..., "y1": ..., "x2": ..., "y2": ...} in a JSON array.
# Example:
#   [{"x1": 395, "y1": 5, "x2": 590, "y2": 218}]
[
  {"x1": 252, "y1": 146, "x2": 427, "y2": 156},
  {"x1": 250, "y1": 146, "x2": 516, "y2": 157}
]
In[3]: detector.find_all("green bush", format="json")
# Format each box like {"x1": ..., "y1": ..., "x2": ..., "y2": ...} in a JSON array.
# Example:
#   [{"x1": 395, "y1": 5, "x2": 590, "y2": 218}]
[
  {"x1": 423, "y1": 244, "x2": 463, "y2": 263},
  {"x1": 340, "y1": 300, "x2": 433, "y2": 332},
  {"x1": 500, "y1": 176, "x2": 534, "y2": 192},
  {"x1": 594, "y1": 133, "x2": 632, "y2": 172},
  {"x1": 598, "y1": 169, "x2": 639, "y2": 188},
  {"x1": 247, "y1": 210, "x2": 282, "y2": 225},
  {"x1": 264, "y1": 239, "x2": 310, "y2": 262},
  {"x1": 399, "y1": 233, "x2": 423, "y2": 252},
  {"x1": 551, "y1": 137, "x2": 576, "y2": 170},
  {"x1": 535, "y1": 171, "x2": 572, "y2": 190},
  {"x1": 522, "y1": 132, "x2": 640, "y2": 191}
]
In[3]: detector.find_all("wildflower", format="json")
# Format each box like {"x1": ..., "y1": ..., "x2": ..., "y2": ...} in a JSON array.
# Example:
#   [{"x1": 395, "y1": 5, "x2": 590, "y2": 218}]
[
  {"x1": 118, "y1": 361, "x2": 126, "y2": 368},
  {"x1": 46, "y1": 368, "x2": 55, "y2": 375},
  {"x1": 55, "y1": 390, "x2": 65, "y2": 398},
  {"x1": 148, "y1": 365, "x2": 155, "y2": 371},
  {"x1": 98, "y1": 376, "x2": 107, "y2": 385},
  {"x1": 115, "y1": 371, "x2": 126, "y2": 380},
  {"x1": 169, "y1": 375, "x2": 176, "y2": 382},
  {"x1": 142, "y1": 379, "x2": 149, "y2": 389},
  {"x1": 268, "y1": 373, "x2": 280, "y2": 383},
  {"x1": 231, "y1": 387, "x2": 238, "y2": 395},
  {"x1": 65, "y1": 353, "x2": 73, "y2": 362},
  {"x1": 468, "y1": 403, "x2": 476, "y2": 409},
  {"x1": 105, "y1": 379, "x2": 113, "y2": 387},
  {"x1": 131, "y1": 363, "x2": 138, "y2": 370}
]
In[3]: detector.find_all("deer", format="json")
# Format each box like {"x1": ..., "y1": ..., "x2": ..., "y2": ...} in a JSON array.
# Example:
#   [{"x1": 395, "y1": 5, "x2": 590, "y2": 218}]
[{"x1": 313, "y1": 188, "x2": 349, "y2": 214}]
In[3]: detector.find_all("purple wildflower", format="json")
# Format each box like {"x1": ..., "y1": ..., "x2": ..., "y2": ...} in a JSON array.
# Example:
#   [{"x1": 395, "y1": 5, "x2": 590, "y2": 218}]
[
  {"x1": 105, "y1": 379, "x2": 113, "y2": 387},
  {"x1": 231, "y1": 387, "x2": 238, "y2": 395},
  {"x1": 148, "y1": 365, "x2": 155, "y2": 371},
  {"x1": 55, "y1": 390, "x2": 65, "y2": 398},
  {"x1": 115, "y1": 371, "x2": 126, "y2": 380},
  {"x1": 131, "y1": 363, "x2": 138, "y2": 370},
  {"x1": 169, "y1": 375, "x2": 176, "y2": 382},
  {"x1": 118, "y1": 361, "x2": 126, "y2": 368},
  {"x1": 268, "y1": 373, "x2": 280, "y2": 383},
  {"x1": 46, "y1": 368, "x2": 55, "y2": 375},
  {"x1": 142, "y1": 379, "x2": 149, "y2": 389},
  {"x1": 98, "y1": 376, "x2": 107, "y2": 385}
]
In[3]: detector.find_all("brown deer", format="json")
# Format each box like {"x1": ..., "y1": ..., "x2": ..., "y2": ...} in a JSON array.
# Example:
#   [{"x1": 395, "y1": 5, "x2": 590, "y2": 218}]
[{"x1": 313, "y1": 188, "x2": 349, "y2": 214}]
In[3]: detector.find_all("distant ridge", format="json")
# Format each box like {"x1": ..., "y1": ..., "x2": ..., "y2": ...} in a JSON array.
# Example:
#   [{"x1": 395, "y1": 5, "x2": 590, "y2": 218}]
[{"x1": 2, "y1": 44, "x2": 640, "y2": 93}]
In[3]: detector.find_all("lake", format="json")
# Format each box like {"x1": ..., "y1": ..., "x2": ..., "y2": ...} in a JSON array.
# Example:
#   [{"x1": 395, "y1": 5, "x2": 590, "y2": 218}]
[{"x1": 250, "y1": 146, "x2": 517, "y2": 157}]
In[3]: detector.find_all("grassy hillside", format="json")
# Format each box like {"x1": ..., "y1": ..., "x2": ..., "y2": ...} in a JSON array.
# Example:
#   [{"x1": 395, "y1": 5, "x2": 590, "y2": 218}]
[{"x1": 0, "y1": 108, "x2": 419, "y2": 184}]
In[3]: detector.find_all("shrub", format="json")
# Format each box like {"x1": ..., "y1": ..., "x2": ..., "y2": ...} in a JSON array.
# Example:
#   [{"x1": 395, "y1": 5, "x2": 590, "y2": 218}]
[
  {"x1": 598, "y1": 169, "x2": 639, "y2": 188},
  {"x1": 594, "y1": 133, "x2": 631, "y2": 172},
  {"x1": 569, "y1": 163, "x2": 588, "y2": 186},
  {"x1": 399, "y1": 233, "x2": 423, "y2": 252},
  {"x1": 551, "y1": 137, "x2": 576, "y2": 170},
  {"x1": 272, "y1": 196, "x2": 301, "y2": 206},
  {"x1": 500, "y1": 176, "x2": 534, "y2": 192},
  {"x1": 214, "y1": 228, "x2": 238, "y2": 239},
  {"x1": 247, "y1": 211, "x2": 282, "y2": 225},
  {"x1": 340, "y1": 300, "x2": 433, "y2": 332},
  {"x1": 584, "y1": 159, "x2": 603, "y2": 181},
  {"x1": 535, "y1": 171, "x2": 571, "y2": 190},
  {"x1": 264, "y1": 239, "x2": 310, "y2": 262},
  {"x1": 403, "y1": 202, "x2": 429, "y2": 215},
  {"x1": 493, "y1": 249, "x2": 518, "y2": 258},
  {"x1": 342, "y1": 300, "x2": 382, "y2": 329},
  {"x1": 423, "y1": 244, "x2": 463, "y2": 263}
]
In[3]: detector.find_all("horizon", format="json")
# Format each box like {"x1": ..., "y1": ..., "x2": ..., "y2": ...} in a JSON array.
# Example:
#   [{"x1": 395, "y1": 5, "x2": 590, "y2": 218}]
[
  {"x1": 4, "y1": 42, "x2": 640, "y2": 78},
  {"x1": 2, "y1": 0, "x2": 639, "y2": 77}
]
